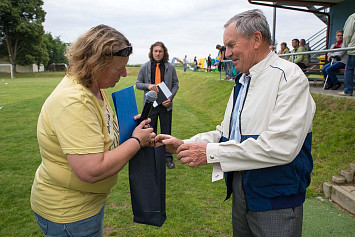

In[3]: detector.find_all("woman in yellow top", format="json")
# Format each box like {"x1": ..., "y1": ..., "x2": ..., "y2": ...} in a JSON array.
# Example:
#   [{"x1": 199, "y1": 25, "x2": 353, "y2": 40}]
[
  {"x1": 31, "y1": 24, "x2": 155, "y2": 236},
  {"x1": 277, "y1": 42, "x2": 290, "y2": 60}
]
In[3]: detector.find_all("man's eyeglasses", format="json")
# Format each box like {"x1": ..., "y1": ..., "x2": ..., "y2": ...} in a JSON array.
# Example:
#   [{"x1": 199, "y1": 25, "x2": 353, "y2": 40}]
[{"x1": 110, "y1": 45, "x2": 133, "y2": 57}]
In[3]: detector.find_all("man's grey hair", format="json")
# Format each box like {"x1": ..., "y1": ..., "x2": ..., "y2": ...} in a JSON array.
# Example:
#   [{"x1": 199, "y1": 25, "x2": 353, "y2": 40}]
[{"x1": 224, "y1": 9, "x2": 272, "y2": 45}]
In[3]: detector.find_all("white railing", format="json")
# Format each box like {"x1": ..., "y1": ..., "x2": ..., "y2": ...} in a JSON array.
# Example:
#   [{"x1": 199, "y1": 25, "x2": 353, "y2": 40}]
[{"x1": 279, "y1": 46, "x2": 355, "y2": 62}]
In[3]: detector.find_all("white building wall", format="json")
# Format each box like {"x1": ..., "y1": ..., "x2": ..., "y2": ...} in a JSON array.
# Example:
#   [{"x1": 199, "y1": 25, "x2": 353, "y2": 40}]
[{"x1": 0, "y1": 58, "x2": 44, "y2": 73}]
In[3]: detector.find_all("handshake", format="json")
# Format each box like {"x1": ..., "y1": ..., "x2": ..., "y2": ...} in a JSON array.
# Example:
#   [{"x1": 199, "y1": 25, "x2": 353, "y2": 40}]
[
  {"x1": 155, "y1": 134, "x2": 208, "y2": 167},
  {"x1": 132, "y1": 116, "x2": 207, "y2": 168}
]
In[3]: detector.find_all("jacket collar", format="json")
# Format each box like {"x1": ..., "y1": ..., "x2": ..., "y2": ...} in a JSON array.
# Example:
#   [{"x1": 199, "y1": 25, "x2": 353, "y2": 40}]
[{"x1": 249, "y1": 52, "x2": 279, "y2": 77}]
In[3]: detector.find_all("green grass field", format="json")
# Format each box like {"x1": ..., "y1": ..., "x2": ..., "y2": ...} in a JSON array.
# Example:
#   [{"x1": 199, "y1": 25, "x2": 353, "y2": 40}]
[{"x1": 0, "y1": 68, "x2": 354, "y2": 236}]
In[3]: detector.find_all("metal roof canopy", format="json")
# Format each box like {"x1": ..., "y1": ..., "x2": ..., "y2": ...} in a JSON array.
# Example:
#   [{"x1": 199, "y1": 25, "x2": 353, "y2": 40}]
[
  {"x1": 248, "y1": 0, "x2": 346, "y2": 49},
  {"x1": 249, "y1": 0, "x2": 344, "y2": 7}
]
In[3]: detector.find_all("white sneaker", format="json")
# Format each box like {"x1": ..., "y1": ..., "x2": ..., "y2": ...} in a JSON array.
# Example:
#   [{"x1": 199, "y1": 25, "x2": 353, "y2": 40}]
[{"x1": 338, "y1": 92, "x2": 352, "y2": 96}]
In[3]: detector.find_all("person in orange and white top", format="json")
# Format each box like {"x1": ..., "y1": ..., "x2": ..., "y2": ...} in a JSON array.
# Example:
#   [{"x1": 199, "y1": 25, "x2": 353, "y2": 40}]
[
  {"x1": 322, "y1": 30, "x2": 347, "y2": 90},
  {"x1": 277, "y1": 42, "x2": 290, "y2": 60},
  {"x1": 136, "y1": 42, "x2": 179, "y2": 169}
]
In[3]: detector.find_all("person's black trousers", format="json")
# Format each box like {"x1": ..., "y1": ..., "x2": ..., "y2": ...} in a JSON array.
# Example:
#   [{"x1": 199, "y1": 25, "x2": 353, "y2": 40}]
[{"x1": 149, "y1": 105, "x2": 173, "y2": 162}]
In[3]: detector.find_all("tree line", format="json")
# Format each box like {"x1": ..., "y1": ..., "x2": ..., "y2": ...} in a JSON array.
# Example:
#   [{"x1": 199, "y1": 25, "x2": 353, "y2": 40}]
[{"x1": 0, "y1": 0, "x2": 68, "y2": 72}]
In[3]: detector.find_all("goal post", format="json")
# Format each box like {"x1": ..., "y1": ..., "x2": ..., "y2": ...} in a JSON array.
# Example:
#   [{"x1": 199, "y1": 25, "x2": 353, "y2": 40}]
[{"x1": 0, "y1": 64, "x2": 14, "y2": 78}]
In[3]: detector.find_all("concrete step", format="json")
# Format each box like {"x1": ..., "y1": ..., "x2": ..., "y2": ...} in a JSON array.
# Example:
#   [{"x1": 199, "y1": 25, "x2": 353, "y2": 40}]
[
  {"x1": 341, "y1": 169, "x2": 354, "y2": 183},
  {"x1": 323, "y1": 182, "x2": 355, "y2": 215},
  {"x1": 332, "y1": 184, "x2": 355, "y2": 215},
  {"x1": 332, "y1": 175, "x2": 346, "y2": 184},
  {"x1": 323, "y1": 163, "x2": 355, "y2": 215}
]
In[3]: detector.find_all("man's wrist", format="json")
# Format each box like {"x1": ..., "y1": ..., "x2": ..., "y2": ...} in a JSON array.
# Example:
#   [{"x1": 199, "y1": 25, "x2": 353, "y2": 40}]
[{"x1": 206, "y1": 143, "x2": 220, "y2": 164}]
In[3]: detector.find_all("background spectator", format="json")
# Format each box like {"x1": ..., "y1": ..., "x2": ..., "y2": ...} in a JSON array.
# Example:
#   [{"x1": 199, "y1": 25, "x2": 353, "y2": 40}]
[
  {"x1": 193, "y1": 56, "x2": 198, "y2": 71},
  {"x1": 207, "y1": 54, "x2": 212, "y2": 72},
  {"x1": 277, "y1": 42, "x2": 290, "y2": 60},
  {"x1": 183, "y1": 55, "x2": 188, "y2": 72},
  {"x1": 339, "y1": 13, "x2": 355, "y2": 96},
  {"x1": 290, "y1": 38, "x2": 309, "y2": 69},
  {"x1": 322, "y1": 30, "x2": 347, "y2": 90},
  {"x1": 136, "y1": 41, "x2": 179, "y2": 168}
]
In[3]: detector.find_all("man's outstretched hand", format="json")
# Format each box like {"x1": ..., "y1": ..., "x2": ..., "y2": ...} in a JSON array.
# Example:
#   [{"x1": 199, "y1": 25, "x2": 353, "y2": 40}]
[
  {"x1": 176, "y1": 143, "x2": 208, "y2": 167},
  {"x1": 155, "y1": 134, "x2": 184, "y2": 154}
]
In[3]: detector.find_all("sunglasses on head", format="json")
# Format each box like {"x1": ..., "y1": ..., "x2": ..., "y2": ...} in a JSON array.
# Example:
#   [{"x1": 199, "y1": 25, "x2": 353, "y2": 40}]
[{"x1": 110, "y1": 45, "x2": 133, "y2": 57}]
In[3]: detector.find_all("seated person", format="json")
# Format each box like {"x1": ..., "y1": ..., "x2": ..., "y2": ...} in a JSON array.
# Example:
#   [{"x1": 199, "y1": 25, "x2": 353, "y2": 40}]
[
  {"x1": 277, "y1": 42, "x2": 290, "y2": 60},
  {"x1": 300, "y1": 38, "x2": 311, "y2": 62},
  {"x1": 300, "y1": 38, "x2": 310, "y2": 51},
  {"x1": 322, "y1": 30, "x2": 347, "y2": 90},
  {"x1": 289, "y1": 38, "x2": 309, "y2": 69}
]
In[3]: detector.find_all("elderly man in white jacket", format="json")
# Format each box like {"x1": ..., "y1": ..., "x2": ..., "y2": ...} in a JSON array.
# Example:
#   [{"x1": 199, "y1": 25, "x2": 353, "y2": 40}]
[{"x1": 156, "y1": 9, "x2": 316, "y2": 237}]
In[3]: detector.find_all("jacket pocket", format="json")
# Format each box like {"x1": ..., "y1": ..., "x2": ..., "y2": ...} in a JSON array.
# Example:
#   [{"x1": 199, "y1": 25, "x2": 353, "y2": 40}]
[{"x1": 243, "y1": 163, "x2": 300, "y2": 198}]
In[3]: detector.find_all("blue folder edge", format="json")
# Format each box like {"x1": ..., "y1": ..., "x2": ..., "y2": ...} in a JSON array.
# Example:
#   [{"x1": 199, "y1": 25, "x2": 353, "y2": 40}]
[{"x1": 112, "y1": 86, "x2": 139, "y2": 144}]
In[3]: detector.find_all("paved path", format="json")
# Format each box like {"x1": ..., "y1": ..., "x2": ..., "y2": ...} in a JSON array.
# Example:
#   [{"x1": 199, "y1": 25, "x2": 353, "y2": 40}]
[{"x1": 309, "y1": 82, "x2": 354, "y2": 99}]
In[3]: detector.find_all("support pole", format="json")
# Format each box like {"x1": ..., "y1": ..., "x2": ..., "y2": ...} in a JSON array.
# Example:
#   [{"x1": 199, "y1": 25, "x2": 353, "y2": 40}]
[{"x1": 272, "y1": 6, "x2": 277, "y2": 46}]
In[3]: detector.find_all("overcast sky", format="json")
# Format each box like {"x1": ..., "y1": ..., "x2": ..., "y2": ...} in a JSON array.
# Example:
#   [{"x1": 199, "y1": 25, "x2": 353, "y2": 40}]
[{"x1": 42, "y1": 0, "x2": 325, "y2": 65}]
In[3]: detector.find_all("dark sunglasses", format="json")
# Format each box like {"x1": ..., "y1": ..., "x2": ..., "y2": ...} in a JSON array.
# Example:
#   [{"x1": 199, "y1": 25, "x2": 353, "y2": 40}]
[{"x1": 110, "y1": 45, "x2": 133, "y2": 57}]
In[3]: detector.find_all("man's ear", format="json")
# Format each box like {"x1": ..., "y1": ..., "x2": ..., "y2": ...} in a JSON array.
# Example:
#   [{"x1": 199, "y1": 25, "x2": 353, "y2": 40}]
[{"x1": 253, "y1": 31, "x2": 263, "y2": 49}]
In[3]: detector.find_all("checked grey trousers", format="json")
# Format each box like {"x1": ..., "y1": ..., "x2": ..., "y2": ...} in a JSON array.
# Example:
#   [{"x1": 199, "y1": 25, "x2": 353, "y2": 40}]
[{"x1": 232, "y1": 171, "x2": 303, "y2": 237}]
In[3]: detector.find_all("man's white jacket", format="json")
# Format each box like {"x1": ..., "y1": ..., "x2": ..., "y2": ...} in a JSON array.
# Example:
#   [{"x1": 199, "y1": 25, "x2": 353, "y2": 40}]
[{"x1": 184, "y1": 52, "x2": 316, "y2": 211}]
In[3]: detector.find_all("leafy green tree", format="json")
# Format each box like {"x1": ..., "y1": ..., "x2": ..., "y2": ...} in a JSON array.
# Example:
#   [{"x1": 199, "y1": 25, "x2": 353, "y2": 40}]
[
  {"x1": 43, "y1": 32, "x2": 68, "y2": 67},
  {"x1": 0, "y1": 0, "x2": 47, "y2": 72}
]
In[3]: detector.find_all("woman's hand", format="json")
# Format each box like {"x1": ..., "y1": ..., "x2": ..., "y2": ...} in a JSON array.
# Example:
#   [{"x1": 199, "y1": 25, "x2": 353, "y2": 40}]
[{"x1": 132, "y1": 118, "x2": 155, "y2": 147}]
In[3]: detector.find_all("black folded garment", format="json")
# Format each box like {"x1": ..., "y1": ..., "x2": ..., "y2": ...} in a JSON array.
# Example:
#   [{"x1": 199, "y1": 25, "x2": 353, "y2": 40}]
[
  {"x1": 129, "y1": 145, "x2": 166, "y2": 227},
  {"x1": 331, "y1": 56, "x2": 341, "y2": 61}
]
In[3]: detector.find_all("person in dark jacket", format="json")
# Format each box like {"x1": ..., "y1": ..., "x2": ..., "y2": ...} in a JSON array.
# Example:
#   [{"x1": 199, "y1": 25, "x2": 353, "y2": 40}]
[{"x1": 136, "y1": 42, "x2": 179, "y2": 169}]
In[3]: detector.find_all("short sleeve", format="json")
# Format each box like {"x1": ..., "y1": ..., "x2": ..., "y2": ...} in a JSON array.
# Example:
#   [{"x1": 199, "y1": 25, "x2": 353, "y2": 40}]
[{"x1": 54, "y1": 100, "x2": 104, "y2": 155}]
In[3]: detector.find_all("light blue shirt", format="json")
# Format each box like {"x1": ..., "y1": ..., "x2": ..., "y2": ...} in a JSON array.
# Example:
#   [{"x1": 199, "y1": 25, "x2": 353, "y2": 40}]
[
  {"x1": 229, "y1": 51, "x2": 273, "y2": 142},
  {"x1": 229, "y1": 75, "x2": 251, "y2": 142}
]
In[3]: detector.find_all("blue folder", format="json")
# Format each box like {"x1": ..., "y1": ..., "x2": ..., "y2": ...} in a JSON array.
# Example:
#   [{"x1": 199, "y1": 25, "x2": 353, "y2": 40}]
[{"x1": 112, "y1": 86, "x2": 139, "y2": 144}]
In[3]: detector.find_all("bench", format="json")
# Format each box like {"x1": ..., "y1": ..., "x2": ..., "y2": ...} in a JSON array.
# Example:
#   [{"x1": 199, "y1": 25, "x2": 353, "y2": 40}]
[
  {"x1": 302, "y1": 64, "x2": 345, "y2": 86},
  {"x1": 302, "y1": 68, "x2": 345, "y2": 75}
]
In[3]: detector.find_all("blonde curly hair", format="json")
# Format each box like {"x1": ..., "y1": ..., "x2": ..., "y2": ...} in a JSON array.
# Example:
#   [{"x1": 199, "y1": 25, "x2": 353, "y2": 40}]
[{"x1": 65, "y1": 24, "x2": 130, "y2": 88}]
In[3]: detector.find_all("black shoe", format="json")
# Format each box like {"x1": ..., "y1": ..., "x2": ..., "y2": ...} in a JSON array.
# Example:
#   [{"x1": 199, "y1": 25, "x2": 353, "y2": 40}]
[
  {"x1": 166, "y1": 160, "x2": 175, "y2": 169},
  {"x1": 324, "y1": 84, "x2": 334, "y2": 90},
  {"x1": 331, "y1": 83, "x2": 342, "y2": 90}
]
